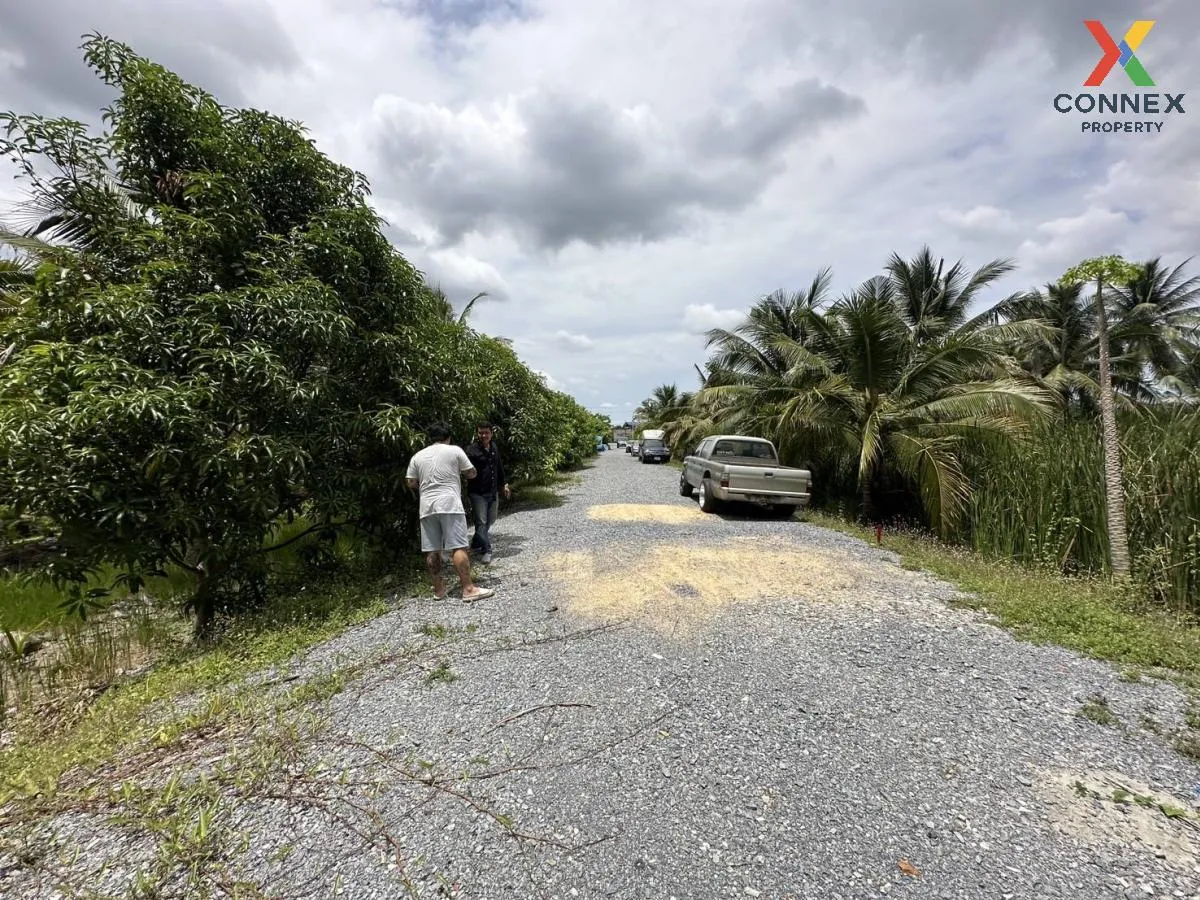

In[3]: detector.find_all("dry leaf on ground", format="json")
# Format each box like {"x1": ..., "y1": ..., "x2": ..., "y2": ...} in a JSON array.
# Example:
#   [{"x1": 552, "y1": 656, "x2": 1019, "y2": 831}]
[{"x1": 898, "y1": 858, "x2": 922, "y2": 877}]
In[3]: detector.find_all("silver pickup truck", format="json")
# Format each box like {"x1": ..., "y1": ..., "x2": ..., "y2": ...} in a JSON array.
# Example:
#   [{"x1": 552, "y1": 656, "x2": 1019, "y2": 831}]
[{"x1": 679, "y1": 435, "x2": 812, "y2": 516}]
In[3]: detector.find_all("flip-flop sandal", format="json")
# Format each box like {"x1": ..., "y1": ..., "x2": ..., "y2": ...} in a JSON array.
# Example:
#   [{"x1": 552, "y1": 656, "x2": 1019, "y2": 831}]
[{"x1": 462, "y1": 588, "x2": 495, "y2": 603}]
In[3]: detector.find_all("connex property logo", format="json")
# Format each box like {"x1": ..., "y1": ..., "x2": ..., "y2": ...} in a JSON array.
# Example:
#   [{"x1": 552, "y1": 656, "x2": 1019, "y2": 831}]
[
  {"x1": 1084, "y1": 20, "x2": 1155, "y2": 86},
  {"x1": 1053, "y1": 19, "x2": 1185, "y2": 134}
]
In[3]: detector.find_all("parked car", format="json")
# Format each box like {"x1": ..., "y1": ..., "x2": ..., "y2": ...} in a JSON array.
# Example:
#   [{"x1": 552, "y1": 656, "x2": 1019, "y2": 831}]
[
  {"x1": 639, "y1": 437, "x2": 671, "y2": 464},
  {"x1": 628, "y1": 442, "x2": 639, "y2": 455},
  {"x1": 680, "y1": 435, "x2": 811, "y2": 516}
]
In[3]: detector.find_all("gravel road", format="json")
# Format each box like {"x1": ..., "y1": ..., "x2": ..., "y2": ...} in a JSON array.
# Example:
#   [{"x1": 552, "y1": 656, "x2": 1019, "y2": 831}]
[{"x1": 10, "y1": 451, "x2": 1200, "y2": 899}]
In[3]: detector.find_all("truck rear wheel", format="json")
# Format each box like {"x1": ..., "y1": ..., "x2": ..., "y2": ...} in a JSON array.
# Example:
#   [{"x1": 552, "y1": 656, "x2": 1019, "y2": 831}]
[
  {"x1": 698, "y1": 479, "x2": 720, "y2": 513},
  {"x1": 679, "y1": 472, "x2": 694, "y2": 497}
]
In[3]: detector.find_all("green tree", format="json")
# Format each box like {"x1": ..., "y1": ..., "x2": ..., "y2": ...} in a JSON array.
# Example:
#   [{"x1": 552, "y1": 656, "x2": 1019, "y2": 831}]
[
  {"x1": 700, "y1": 274, "x2": 1051, "y2": 534},
  {"x1": 0, "y1": 257, "x2": 33, "y2": 313},
  {"x1": 635, "y1": 383, "x2": 692, "y2": 431},
  {"x1": 703, "y1": 270, "x2": 833, "y2": 381},
  {"x1": 425, "y1": 283, "x2": 489, "y2": 326},
  {"x1": 997, "y1": 262, "x2": 1200, "y2": 408},
  {"x1": 1060, "y1": 255, "x2": 1145, "y2": 577},
  {"x1": 0, "y1": 38, "x2": 608, "y2": 639},
  {"x1": 664, "y1": 360, "x2": 728, "y2": 457},
  {"x1": 1110, "y1": 257, "x2": 1200, "y2": 397},
  {"x1": 0, "y1": 36, "x2": 468, "y2": 635},
  {"x1": 997, "y1": 282, "x2": 1109, "y2": 410},
  {"x1": 885, "y1": 246, "x2": 1017, "y2": 344}
]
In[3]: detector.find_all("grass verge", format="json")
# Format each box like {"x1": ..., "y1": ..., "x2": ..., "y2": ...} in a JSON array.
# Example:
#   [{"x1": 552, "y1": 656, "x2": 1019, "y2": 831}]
[
  {"x1": 3, "y1": 466, "x2": 583, "y2": 791},
  {"x1": 807, "y1": 510, "x2": 1200, "y2": 760},
  {"x1": 504, "y1": 469, "x2": 583, "y2": 512},
  {"x1": 0, "y1": 564, "x2": 422, "y2": 804},
  {"x1": 805, "y1": 511, "x2": 1200, "y2": 680}
]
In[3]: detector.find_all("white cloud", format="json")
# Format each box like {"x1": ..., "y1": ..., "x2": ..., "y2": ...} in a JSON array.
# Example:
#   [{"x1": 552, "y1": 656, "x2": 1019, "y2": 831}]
[
  {"x1": 1016, "y1": 206, "x2": 1133, "y2": 286},
  {"x1": 531, "y1": 369, "x2": 559, "y2": 390},
  {"x1": 682, "y1": 303, "x2": 745, "y2": 334},
  {"x1": 3, "y1": 0, "x2": 1198, "y2": 432},
  {"x1": 553, "y1": 330, "x2": 594, "y2": 351},
  {"x1": 423, "y1": 247, "x2": 510, "y2": 301},
  {"x1": 938, "y1": 205, "x2": 1018, "y2": 235}
]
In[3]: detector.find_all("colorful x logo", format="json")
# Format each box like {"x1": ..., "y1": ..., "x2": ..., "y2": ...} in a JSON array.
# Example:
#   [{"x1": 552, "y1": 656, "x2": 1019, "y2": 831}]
[{"x1": 1084, "y1": 20, "x2": 1155, "y2": 87}]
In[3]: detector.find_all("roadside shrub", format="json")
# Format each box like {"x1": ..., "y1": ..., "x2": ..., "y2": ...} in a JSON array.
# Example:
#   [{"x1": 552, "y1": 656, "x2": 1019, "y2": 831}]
[{"x1": 0, "y1": 36, "x2": 601, "y2": 636}]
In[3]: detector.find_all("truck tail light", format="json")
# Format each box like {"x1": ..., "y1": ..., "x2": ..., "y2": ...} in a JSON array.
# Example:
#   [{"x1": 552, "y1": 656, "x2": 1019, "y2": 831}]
[{"x1": 720, "y1": 473, "x2": 730, "y2": 488}]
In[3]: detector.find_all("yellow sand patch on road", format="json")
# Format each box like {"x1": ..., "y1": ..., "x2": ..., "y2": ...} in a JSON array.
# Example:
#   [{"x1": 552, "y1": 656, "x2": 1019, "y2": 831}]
[
  {"x1": 543, "y1": 537, "x2": 864, "y2": 636},
  {"x1": 1033, "y1": 769, "x2": 1200, "y2": 873},
  {"x1": 586, "y1": 504, "x2": 704, "y2": 524}
]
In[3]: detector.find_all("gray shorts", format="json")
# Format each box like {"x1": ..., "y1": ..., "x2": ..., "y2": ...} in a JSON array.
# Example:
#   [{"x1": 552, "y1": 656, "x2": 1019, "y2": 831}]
[{"x1": 420, "y1": 513, "x2": 469, "y2": 552}]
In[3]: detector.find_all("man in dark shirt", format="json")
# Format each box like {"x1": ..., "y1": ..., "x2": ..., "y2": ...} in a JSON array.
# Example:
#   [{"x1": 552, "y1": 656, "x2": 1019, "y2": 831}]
[{"x1": 465, "y1": 422, "x2": 511, "y2": 564}]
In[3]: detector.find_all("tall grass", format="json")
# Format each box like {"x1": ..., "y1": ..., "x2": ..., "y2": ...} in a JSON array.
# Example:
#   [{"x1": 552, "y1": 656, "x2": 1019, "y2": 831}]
[
  {"x1": 0, "y1": 567, "x2": 196, "y2": 633},
  {"x1": 0, "y1": 515, "x2": 390, "y2": 727},
  {"x1": 960, "y1": 406, "x2": 1200, "y2": 613}
]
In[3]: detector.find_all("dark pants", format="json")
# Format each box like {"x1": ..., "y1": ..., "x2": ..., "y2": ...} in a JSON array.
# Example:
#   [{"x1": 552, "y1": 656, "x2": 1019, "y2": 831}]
[{"x1": 469, "y1": 493, "x2": 499, "y2": 553}]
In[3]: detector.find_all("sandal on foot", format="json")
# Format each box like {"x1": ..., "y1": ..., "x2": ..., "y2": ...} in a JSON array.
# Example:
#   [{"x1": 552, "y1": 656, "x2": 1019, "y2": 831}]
[{"x1": 462, "y1": 587, "x2": 494, "y2": 603}]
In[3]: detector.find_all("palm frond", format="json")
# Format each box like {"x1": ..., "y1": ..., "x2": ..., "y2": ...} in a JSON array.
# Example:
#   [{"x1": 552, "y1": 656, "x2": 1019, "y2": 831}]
[
  {"x1": 901, "y1": 379, "x2": 1053, "y2": 424},
  {"x1": 0, "y1": 227, "x2": 58, "y2": 260},
  {"x1": 889, "y1": 432, "x2": 971, "y2": 535},
  {"x1": 457, "y1": 291, "x2": 488, "y2": 325}
]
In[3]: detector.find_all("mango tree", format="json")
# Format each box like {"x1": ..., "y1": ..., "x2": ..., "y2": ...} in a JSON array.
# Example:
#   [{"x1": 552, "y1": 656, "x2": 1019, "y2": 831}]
[{"x1": 0, "y1": 37, "x2": 446, "y2": 636}]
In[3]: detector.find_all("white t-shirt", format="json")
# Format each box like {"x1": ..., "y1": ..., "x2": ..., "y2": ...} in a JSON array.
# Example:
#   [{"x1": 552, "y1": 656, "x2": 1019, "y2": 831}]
[{"x1": 406, "y1": 442, "x2": 474, "y2": 518}]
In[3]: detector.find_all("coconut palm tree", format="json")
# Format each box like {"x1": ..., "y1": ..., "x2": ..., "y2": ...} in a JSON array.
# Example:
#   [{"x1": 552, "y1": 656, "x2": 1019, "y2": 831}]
[
  {"x1": 996, "y1": 282, "x2": 1111, "y2": 410},
  {"x1": 635, "y1": 383, "x2": 694, "y2": 431},
  {"x1": 1171, "y1": 344, "x2": 1200, "y2": 399},
  {"x1": 999, "y1": 273, "x2": 1193, "y2": 408},
  {"x1": 423, "y1": 284, "x2": 455, "y2": 321},
  {"x1": 1110, "y1": 257, "x2": 1200, "y2": 396},
  {"x1": 885, "y1": 246, "x2": 1019, "y2": 344},
  {"x1": 699, "y1": 276, "x2": 1052, "y2": 534},
  {"x1": 0, "y1": 256, "x2": 34, "y2": 311},
  {"x1": 1, "y1": 112, "x2": 159, "y2": 260},
  {"x1": 456, "y1": 291, "x2": 489, "y2": 325},
  {"x1": 663, "y1": 389, "x2": 726, "y2": 455},
  {"x1": 422, "y1": 284, "x2": 490, "y2": 325},
  {"x1": 703, "y1": 268, "x2": 834, "y2": 381}
]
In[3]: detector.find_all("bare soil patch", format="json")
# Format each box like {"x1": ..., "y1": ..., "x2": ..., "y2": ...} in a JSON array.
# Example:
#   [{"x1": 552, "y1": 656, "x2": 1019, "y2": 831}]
[{"x1": 1033, "y1": 768, "x2": 1200, "y2": 873}]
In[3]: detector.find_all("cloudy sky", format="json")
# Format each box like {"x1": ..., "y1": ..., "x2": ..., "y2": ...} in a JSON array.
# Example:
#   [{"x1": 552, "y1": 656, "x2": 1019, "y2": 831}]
[{"x1": 2, "y1": 0, "x2": 1197, "y2": 424}]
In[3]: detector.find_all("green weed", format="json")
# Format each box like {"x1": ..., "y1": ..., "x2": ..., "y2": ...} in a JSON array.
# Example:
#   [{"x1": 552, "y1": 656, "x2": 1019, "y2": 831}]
[
  {"x1": 1174, "y1": 732, "x2": 1200, "y2": 761},
  {"x1": 1078, "y1": 694, "x2": 1119, "y2": 727},
  {"x1": 807, "y1": 511, "x2": 1200, "y2": 676},
  {"x1": 424, "y1": 659, "x2": 458, "y2": 686}
]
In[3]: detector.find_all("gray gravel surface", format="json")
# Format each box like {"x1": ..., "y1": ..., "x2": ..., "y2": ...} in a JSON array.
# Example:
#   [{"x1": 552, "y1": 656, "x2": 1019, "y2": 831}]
[{"x1": 7, "y1": 451, "x2": 1200, "y2": 900}]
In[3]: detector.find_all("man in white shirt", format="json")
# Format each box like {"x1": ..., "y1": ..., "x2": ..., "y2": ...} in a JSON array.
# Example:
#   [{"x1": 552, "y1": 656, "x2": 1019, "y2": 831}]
[{"x1": 405, "y1": 423, "x2": 495, "y2": 602}]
